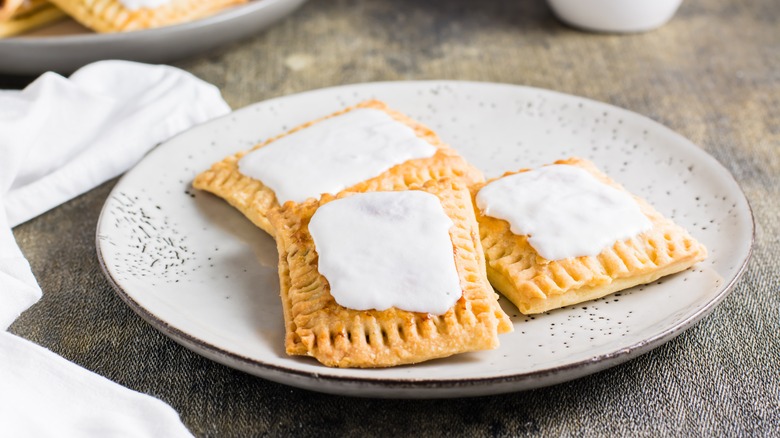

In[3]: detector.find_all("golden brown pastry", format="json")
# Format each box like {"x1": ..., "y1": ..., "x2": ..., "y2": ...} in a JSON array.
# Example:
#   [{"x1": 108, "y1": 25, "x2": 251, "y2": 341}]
[
  {"x1": 474, "y1": 157, "x2": 707, "y2": 315},
  {"x1": 269, "y1": 178, "x2": 513, "y2": 368},
  {"x1": 45, "y1": 0, "x2": 245, "y2": 33},
  {"x1": 193, "y1": 100, "x2": 484, "y2": 237},
  {"x1": 0, "y1": 0, "x2": 65, "y2": 37}
]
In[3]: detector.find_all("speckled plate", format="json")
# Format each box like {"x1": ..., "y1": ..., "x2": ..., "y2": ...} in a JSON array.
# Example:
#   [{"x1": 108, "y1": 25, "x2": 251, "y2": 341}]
[
  {"x1": 0, "y1": 0, "x2": 307, "y2": 75},
  {"x1": 96, "y1": 81, "x2": 753, "y2": 398}
]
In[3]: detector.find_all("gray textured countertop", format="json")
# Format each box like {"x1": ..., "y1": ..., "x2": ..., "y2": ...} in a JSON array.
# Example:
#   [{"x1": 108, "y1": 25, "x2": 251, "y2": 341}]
[{"x1": 5, "y1": 0, "x2": 779, "y2": 435}]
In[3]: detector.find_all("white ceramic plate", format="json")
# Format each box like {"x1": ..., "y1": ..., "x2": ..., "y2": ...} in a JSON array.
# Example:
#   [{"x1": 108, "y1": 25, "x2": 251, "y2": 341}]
[
  {"x1": 0, "y1": 0, "x2": 307, "y2": 75},
  {"x1": 96, "y1": 81, "x2": 753, "y2": 398}
]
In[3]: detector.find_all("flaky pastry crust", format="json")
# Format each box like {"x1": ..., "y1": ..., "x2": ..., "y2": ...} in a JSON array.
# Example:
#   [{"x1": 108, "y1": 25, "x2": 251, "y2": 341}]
[
  {"x1": 193, "y1": 100, "x2": 484, "y2": 237},
  {"x1": 269, "y1": 178, "x2": 512, "y2": 368},
  {"x1": 0, "y1": 0, "x2": 65, "y2": 37},
  {"x1": 473, "y1": 157, "x2": 707, "y2": 315},
  {"x1": 46, "y1": 0, "x2": 246, "y2": 33}
]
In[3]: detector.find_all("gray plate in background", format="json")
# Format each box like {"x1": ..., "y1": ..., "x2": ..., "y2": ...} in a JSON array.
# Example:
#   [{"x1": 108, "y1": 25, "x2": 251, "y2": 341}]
[{"x1": 0, "y1": 0, "x2": 307, "y2": 76}]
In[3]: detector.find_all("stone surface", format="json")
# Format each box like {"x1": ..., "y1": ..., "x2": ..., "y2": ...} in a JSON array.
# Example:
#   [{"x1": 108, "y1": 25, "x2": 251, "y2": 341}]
[{"x1": 5, "y1": 0, "x2": 780, "y2": 436}]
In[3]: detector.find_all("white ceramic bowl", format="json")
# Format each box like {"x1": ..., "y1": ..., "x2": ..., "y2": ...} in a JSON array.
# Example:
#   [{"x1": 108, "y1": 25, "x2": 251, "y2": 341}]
[{"x1": 547, "y1": 0, "x2": 683, "y2": 33}]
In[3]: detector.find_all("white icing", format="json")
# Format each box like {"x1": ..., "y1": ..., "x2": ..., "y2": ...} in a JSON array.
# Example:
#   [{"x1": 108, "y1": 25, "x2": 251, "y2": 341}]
[
  {"x1": 238, "y1": 108, "x2": 437, "y2": 204},
  {"x1": 476, "y1": 164, "x2": 652, "y2": 260},
  {"x1": 308, "y1": 191, "x2": 461, "y2": 315},
  {"x1": 118, "y1": 0, "x2": 170, "y2": 11}
]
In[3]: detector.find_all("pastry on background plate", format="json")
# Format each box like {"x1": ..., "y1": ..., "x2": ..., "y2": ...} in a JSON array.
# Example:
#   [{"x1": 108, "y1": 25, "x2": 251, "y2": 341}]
[
  {"x1": 270, "y1": 178, "x2": 512, "y2": 368},
  {"x1": 46, "y1": 0, "x2": 246, "y2": 33},
  {"x1": 194, "y1": 100, "x2": 484, "y2": 237},
  {"x1": 0, "y1": 0, "x2": 65, "y2": 37},
  {"x1": 474, "y1": 157, "x2": 707, "y2": 315}
]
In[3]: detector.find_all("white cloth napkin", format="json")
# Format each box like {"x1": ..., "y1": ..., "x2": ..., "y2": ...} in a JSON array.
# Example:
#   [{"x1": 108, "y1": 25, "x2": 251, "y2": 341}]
[
  {"x1": 0, "y1": 333, "x2": 194, "y2": 437},
  {"x1": 0, "y1": 60, "x2": 231, "y2": 437}
]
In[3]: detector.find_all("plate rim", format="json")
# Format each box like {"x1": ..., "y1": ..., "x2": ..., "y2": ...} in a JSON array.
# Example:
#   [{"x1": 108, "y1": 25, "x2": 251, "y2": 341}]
[{"x1": 95, "y1": 80, "x2": 755, "y2": 396}]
